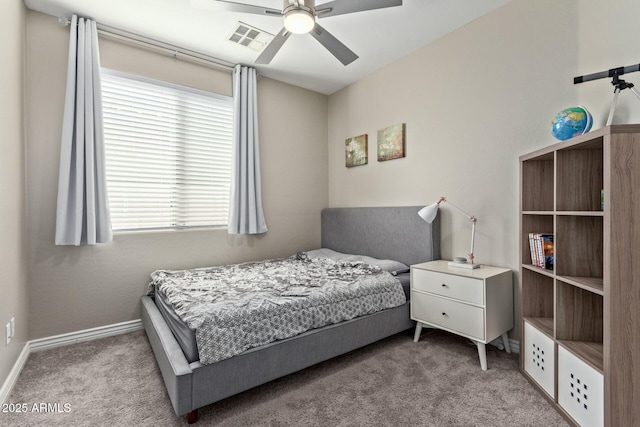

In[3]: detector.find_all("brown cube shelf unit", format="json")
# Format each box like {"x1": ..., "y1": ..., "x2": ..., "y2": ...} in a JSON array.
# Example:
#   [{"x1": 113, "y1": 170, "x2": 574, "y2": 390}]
[{"x1": 519, "y1": 124, "x2": 640, "y2": 426}]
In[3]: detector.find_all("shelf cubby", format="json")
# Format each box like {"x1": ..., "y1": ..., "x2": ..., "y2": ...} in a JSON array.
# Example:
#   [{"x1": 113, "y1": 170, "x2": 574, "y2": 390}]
[
  {"x1": 521, "y1": 214, "x2": 554, "y2": 267},
  {"x1": 556, "y1": 275, "x2": 603, "y2": 296},
  {"x1": 557, "y1": 340, "x2": 604, "y2": 374},
  {"x1": 523, "y1": 316, "x2": 554, "y2": 339},
  {"x1": 521, "y1": 153, "x2": 554, "y2": 212},
  {"x1": 556, "y1": 280, "x2": 603, "y2": 344},
  {"x1": 556, "y1": 138, "x2": 603, "y2": 212},
  {"x1": 555, "y1": 215, "x2": 603, "y2": 279},
  {"x1": 521, "y1": 268, "x2": 554, "y2": 338}
]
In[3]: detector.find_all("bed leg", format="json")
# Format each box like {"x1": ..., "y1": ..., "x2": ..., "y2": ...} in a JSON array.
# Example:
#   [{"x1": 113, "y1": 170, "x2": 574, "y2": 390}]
[{"x1": 187, "y1": 409, "x2": 198, "y2": 424}]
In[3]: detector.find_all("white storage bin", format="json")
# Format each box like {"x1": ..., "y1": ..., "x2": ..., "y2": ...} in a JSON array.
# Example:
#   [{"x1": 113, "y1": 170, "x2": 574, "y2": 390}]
[
  {"x1": 558, "y1": 345, "x2": 603, "y2": 427},
  {"x1": 524, "y1": 321, "x2": 555, "y2": 398}
]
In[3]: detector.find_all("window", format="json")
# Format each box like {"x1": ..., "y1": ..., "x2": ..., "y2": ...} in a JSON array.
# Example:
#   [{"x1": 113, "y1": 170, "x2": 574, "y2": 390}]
[{"x1": 101, "y1": 69, "x2": 233, "y2": 231}]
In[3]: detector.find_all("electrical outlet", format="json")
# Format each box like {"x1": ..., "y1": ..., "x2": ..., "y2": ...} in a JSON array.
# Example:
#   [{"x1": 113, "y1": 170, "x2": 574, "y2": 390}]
[
  {"x1": 10, "y1": 317, "x2": 15, "y2": 337},
  {"x1": 4, "y1": 323, "x2": 10, "y2": 346}
]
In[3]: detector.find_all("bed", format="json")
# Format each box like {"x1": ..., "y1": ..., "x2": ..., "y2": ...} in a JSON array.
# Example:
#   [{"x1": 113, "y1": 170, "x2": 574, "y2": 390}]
[{"x1": 141, "y1": 206, "x2": 440, "y2": 423}]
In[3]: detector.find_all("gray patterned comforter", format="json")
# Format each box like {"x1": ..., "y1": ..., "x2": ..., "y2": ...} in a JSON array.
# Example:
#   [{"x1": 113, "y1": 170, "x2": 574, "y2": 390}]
[{"x1": 148, "y1": 253, "x2": 406, "y2": 365}]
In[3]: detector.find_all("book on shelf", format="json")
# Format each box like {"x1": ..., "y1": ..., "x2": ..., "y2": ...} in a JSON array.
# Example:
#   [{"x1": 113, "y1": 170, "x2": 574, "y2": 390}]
[
  {"x1": 528, "y1": 233, "x2": 538, "y2": 267},
  {"x1": 528, "y1": 232, "x2": 554, "y2": 270},
  {"x1": 535, "y1": 234, "x2": 544, "y2": 267},
  {"x1": 541, "y1": 234, "x2": 554, "y2": 270},
  {"x1": 528, "y1": 233, "x2": 541, "y2": 267}
]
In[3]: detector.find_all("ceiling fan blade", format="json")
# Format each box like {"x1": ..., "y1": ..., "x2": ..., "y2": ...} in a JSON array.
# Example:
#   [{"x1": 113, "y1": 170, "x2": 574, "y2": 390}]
[
  {"x1": 315, "y1": 0, "x2": 402, "y2": 18},
  {"x1": 255, "y1": 28, "x2": 291, "y2": 64},
  {"x1": 190, "y1": 0, "x2": 281, "y2": 16},
  {"x1": 309, "y1": 23, "x2": 358, "y2": 66},
  {"x1": 316, "y1": 0, "x2": 402, "y2": 18}
]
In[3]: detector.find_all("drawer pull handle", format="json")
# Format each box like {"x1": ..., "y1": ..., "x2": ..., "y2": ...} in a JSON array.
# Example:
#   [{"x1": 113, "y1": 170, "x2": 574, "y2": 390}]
[
  {"x1": 441, "y1": 284, "x2": 447, "y2": 287},
  {"x1": 442, "y1": 312, "x2": 447, "y2": 316}
]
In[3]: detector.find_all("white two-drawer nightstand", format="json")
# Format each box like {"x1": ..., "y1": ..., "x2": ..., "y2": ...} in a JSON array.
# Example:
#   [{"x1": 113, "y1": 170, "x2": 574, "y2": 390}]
[{"x1": 411, "y1": 260, "x2": 513, "y2": 370}]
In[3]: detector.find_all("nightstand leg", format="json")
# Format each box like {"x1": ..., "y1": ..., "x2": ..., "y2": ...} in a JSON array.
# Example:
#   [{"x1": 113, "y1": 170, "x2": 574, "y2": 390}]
[
  {"x1": 475, "y1": 342, "x2": 487, "y2": 371},
  {"x1": 413, "y1": 322, "x2": 423, "y2": 342},
  {"x1": 501, "y1": 333, "x2": 511, "y2": 353}
]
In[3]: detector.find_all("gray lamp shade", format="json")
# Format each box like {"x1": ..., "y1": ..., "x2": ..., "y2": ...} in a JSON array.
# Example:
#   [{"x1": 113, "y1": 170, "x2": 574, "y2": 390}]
[{"x1": 418, "y1": 202, "x2": 439, "y2": 224}]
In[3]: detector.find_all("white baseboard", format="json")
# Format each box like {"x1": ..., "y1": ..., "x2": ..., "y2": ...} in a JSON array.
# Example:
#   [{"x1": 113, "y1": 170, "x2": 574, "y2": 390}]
[
  {"x1": 1, "y1": 319, "x2": 143, "y2": 404},
  {"x1": 0, "y1": 342, "x2": 31, "y2": 405},
  {"x1": 30, "y1": 319, "x2": 143, "y2": 352},
  {"x1": 509, "y1": 339, "x2": 520, "y2": 353},
  {"x1": 489, "y1": 337, "x2": 520, "y2": 354}
]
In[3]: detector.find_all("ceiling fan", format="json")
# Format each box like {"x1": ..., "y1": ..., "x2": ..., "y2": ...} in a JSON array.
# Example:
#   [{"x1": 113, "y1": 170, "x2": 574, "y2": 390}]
[{"x1": 191, "y1": 0, "x2": 403, "y2": 66}]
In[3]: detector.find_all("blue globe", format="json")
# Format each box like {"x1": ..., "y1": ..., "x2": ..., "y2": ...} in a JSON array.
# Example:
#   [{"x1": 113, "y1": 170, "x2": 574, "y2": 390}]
[{"x1": 551, "y1": 106, "x2": 593, "y2": 141}]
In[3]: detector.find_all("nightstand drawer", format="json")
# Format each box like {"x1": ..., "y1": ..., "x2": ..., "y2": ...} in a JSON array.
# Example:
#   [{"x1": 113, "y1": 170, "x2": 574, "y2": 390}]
[
  {"x1": 412, "y1": 291, "x2": 485, "y2": 340},
  {"x1": 412, "y1": 268, "x2": 484, "y2": 305}
]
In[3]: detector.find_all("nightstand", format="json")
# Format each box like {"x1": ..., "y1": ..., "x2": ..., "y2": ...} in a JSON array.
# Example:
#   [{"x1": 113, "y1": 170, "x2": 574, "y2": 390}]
[{"x1": 411, "y1": 260, "x2": 513, "y2": 370}]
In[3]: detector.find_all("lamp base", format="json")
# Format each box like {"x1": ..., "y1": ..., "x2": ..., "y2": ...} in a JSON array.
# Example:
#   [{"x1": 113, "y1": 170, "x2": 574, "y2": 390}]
[{"x1": 448, "y1": 261, "x2": 481, "y2": 270}]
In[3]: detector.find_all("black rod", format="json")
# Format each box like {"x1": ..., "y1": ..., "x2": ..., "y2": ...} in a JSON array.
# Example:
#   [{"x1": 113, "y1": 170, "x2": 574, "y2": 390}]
[{"x1": 574, "y1": 63, "x2": 640, "y2": 84}]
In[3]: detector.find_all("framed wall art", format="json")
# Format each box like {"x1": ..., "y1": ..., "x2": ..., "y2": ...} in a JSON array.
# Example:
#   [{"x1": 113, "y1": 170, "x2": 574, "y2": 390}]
[
  {"x1": 377, "y1": 123, "x2": 405, "y2": 162},
  {"x1": 345, "y1": 134, "x2": 368, "y2": 168}
]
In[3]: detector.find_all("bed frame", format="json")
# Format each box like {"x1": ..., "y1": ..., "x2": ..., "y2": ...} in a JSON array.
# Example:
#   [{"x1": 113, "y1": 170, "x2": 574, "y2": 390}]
[{"x1": 141, "y1": 206, "x2": 440, "y2": 423}]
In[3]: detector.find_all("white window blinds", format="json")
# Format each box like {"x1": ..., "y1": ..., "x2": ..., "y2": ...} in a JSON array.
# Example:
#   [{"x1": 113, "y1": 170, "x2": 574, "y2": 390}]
[{"x1": 101, "y1": 69, "x2": 233, "y2": 231}]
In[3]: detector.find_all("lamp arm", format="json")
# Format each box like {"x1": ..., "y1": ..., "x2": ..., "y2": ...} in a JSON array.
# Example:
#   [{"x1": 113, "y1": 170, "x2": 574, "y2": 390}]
[
  {"x1": 441, "y1": 198, "x2": 474, "y2": 220},
  {"x1": 440, "y1": 197, "x2": 477, "y2": 264},
  {"x1": 469, "y1": 217, "x2": 477, "y2": 265}
]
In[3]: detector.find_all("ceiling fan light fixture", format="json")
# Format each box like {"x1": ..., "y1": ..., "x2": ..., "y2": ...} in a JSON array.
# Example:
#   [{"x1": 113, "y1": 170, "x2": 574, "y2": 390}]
[{"x1": 284, "y1": 9, "x2": 314, "y2": 34}]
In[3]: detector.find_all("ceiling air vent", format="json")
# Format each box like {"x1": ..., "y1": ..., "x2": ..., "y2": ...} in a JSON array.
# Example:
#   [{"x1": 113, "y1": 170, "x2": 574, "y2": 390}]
[{"x1": 227, "y1": 22, "x2": 274, "y2": 52}]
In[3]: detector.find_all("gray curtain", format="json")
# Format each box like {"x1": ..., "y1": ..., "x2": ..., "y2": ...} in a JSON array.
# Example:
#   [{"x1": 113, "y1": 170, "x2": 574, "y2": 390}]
[
  {"x1": 55, "y1": 15, "x2": 112, "y2": 245},
  {"x1": 228, "y1": 65, "x2": 268, "y2": 234}
]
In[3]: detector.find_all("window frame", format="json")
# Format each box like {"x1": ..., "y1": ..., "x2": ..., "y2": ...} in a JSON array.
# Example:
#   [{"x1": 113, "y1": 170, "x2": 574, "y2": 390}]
[{"x1": 100, "y1": 68, "x2": 234, "y2": 233}]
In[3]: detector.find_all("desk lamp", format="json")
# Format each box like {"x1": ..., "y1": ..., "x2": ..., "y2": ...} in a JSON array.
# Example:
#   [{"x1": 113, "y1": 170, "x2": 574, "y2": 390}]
[{"x1": 419, "y1": 197, "x2": 480, "y2": 269}]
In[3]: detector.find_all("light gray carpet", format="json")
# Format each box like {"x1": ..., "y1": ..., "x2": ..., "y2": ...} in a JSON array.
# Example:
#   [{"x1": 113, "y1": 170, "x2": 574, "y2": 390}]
[{"x1": 3, "y1": 329, "x2": 567, "y2": 426}]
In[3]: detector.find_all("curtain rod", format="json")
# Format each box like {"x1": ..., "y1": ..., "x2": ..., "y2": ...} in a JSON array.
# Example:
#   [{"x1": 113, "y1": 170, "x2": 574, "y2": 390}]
[{"x1": 58, "y1": 16, "x2": 236, "y2": 73}]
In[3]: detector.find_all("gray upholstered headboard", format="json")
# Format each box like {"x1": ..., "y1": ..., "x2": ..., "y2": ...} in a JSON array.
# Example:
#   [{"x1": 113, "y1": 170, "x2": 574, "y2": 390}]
[{"x1": 321, "y1": 206, "x2": 441, "y2": 267}]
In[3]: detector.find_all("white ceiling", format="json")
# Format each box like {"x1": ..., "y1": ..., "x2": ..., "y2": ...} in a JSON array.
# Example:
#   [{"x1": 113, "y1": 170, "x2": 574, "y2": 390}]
[{"x1": 24, "y1": 0, "x2": 511, "y2": 95}]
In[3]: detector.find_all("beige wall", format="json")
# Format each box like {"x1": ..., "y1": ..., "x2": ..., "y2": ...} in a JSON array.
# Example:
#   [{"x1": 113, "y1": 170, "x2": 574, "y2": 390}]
[
  {"x1": 576, "y1": 0, "x2": 640, "y2": 126},
  {"x1": 25, "y1": 11, "x2": 328, "y2": 339},
  {"x1": 0, "y1": 0, "x2": 28, "y2": 389},
  {"x1": 328, "y1": 0, "x2": 579, "y2": 340},
  {"x1": 16, "y1": 0, "x2": 639, "y2": 346}
]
